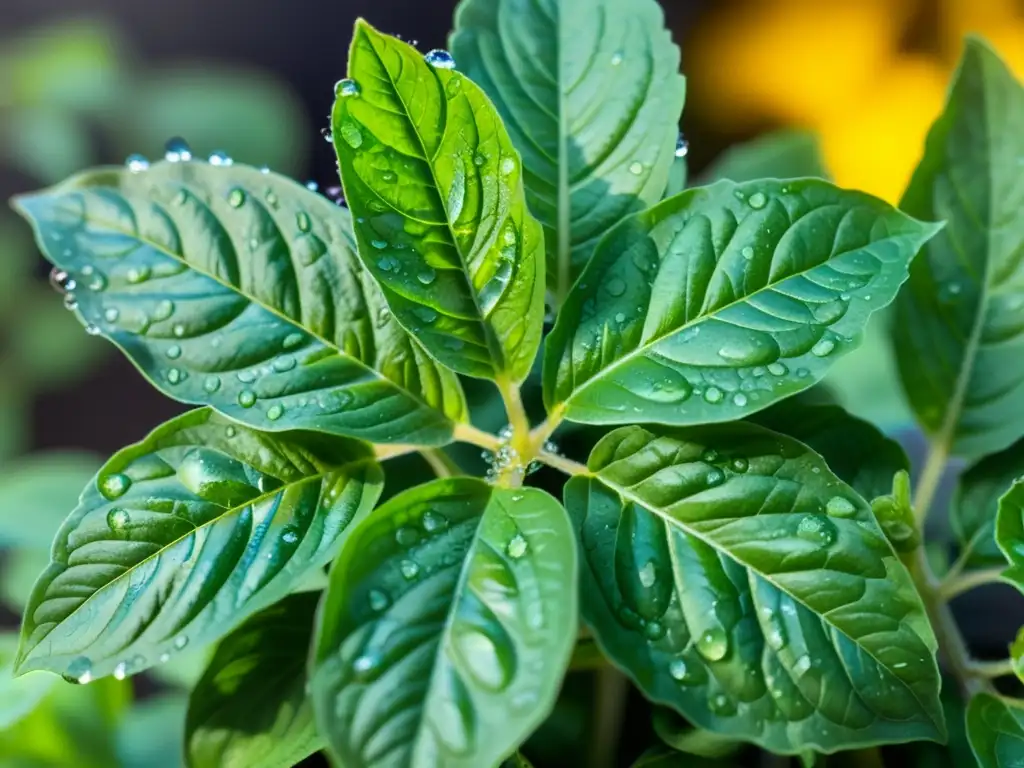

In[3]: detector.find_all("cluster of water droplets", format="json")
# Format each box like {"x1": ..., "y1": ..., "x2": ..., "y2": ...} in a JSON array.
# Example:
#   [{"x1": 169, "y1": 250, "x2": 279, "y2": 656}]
[{"x1": 63, "y1": 630, "x2": 191, "y2": 685}]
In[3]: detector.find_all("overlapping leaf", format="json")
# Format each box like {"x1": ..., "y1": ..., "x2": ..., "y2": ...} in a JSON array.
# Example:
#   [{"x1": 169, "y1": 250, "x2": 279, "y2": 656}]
[
  {"x1": 894, "y1": 39, "x2": 1024, "y2": 460},
  {"x1": 186, "y1": 592, "x2": 323, "y2": 768},
  {"x1": 544, "y1": 179, "x2": 940, "y2": 426},
  {"x1": 13, "y1": 161, "x2": 466, "y2": 445},
  {"x1": 310, "y1": 478, "x2": 577, "y2": 767},
  {"x1": 333, "y1": 21, "x2": 545, "y2": 382},
  {"x1": 967, "y1": 693, "x2": 1024, "y2": 767},
  {"x1": 17, "y1": 408, "x2": 382, "y2": 681},
  {"x1": 953, "y1": 438, "x2": 1024, "y2": 567},
  {"x1": 995, "y1": 479, "x2": 1024, "y2": 588},
  {"x1": 699, "y1": 130, "x2": 828, "y2": 185},
  {"x1": 564, "y1": 423, "x2": 944, "y2": 753},
  {"x1": 450, "y1": 0, "x2": 686, "y2": 300}
]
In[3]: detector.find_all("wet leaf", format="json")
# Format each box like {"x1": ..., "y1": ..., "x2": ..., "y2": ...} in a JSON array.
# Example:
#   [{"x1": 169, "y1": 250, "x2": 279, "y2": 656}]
[
  {"x1": 994, "y1": 479, "x2": 1024, "y2": 590},
  {"x1": 310, "y1": 479, "x2": 577, "y2": 767},
  {"x1": 966, "y1": 693, "x2": 1024, "y2": 767},
  {"x1": 953, "y1": 437, "x2": 1024, "y2": 567}
]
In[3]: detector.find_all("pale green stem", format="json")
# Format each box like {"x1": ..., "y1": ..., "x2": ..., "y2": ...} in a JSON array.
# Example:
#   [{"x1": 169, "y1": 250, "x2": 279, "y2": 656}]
[
  {"x1": 939, "y1": 566, "x2": 1006, "y2": 601},
  {"x1": 967, "y1": 658, "x2": 1016, "y2": 679},
  {"x1": 453, "y1": 422, "x2": 501, "y2": 451},
  {"x1": 537, "y1": 450, "x2": 589, "y2": 477},
  {"x1": 913, "y1": 440, "x2": 949, "y2": 526},
  {"x1": 420, "y1": 449, "x2": 461, "y2": 478}
]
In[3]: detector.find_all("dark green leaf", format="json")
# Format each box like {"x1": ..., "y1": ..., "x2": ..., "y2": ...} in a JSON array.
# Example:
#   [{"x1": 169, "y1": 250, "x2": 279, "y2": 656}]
[
  {"x1": 749, "y1": 401, "x2": 909, "y2": 501},
  {"x1": 17, "y1": 408, "x2": 382, "y2": 681},
  {"x1": 450, "y1": 0, "x2": 686, "y2": 300},
  {"x1": 544, "y1": 179, "x2": 940, "y2": 426},
  {"x1": 564, "y1": 423, "x2": 944, "y2": 753},
  {"x1": 13, "y1": 161, "x2": 466, "y2": 445},
  {"x1": 700, "y1": 130, "x2": 828, "y2": 185},
  {"x1": 334, "y1": 21, "x2": 546, "y2": 383},
  {"x1": 894, "y1": 39, "x2": 1024, "y2": 460},
  {"x1": 967, "y1": 692, "x2": 1024, "y2": 767},
  {"x1": 310, "y1": 478, "x2": 577, "y2": 767},
  {"x1": 995, "y1": 479, "x2": 1024, "y2": 587},
  {"x1": 954, "y1": 437, "x2": 1024, "y2": 567},
  {"x1": 186, "y1": 592, "x2": 323, "y2": 768}
]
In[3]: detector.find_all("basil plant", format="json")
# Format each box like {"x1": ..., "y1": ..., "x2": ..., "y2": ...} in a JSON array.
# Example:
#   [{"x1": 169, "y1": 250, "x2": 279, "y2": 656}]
[{"x1": 9, "y1": 0, "x2": 1024, "y2": 765}]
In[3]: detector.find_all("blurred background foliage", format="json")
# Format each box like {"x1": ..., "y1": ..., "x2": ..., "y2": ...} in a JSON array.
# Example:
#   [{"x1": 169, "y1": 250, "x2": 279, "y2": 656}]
[{"x1": 1, "y1": 0, "x2": 1022, "y2": 764}]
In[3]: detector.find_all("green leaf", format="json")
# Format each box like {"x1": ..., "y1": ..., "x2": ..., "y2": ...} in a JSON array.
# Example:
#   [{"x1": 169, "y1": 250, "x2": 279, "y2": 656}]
[
  {"x1": 544, "y1": 179, "x2": 941, "y2": 426},
  {"x1": 310, "y1": 478, "x2": 577, "y2": 767},
  {"x1": 13, "y1": 160, "x2": 466, "y2": 446},
  {"x1": 0, "y1": 451, "x2": 101, "y2": 550},
  {"x1": 749, "y1": 401, "x2": 908, "y2": 501},
  {"x1": 700, "y1": 130, "x2": 829, "y2": 185},
  {"x1": 0, "y1": 632, "x2": 56, "y2": 729},
  {"x1": 116, "y1": 693, "x2": 189, "y2": 768},
  {"x1": 893, "y1": 39, "x2": 1024, "y2": 461},
  {"x1": 564, "y1": 423, "x2": 944, "y2": 753},
  {"x1": 16, "y1": 407, "x2": 382, "y2": 681},
  {"x1": 449, "y1": 0, "x2": 686, "y2": 301},
  {"x1": 653, "y1": 706, "x2": 741, "y2": 758},
  {"x1": 966, "y1": 693, "x2": 1024, "y2": 767},
  {"x1": 186, "y1": 592, "x2": 323, "y2": 768},
  {"x1": 1011, "y1": 627, "x2": 1024, "y2": 684},
  {"x1": 995, "y1": 479, "x2": 1024, "y2": 586},
  {"x1": 333, "y1": 20, "x2": 546, "y2": 383},
  {"x1": 954, "y1": 437, "x2": 1024, "y2": 567}
]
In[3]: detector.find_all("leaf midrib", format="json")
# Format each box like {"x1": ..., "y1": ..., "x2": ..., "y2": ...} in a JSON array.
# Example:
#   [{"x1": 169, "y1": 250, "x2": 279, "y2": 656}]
[
  {"x1": 47, "y1": 181, "x2": 450, "y2": 422},
  {"x1": 598, "y1": 475, "x2": 942, "y2": 731},
  {"x1": 560, "y1": 208, "x2": 917, "y2": 408},
  {"x1": 23, "y1": 455, "x2": 375, "y2": 668}
]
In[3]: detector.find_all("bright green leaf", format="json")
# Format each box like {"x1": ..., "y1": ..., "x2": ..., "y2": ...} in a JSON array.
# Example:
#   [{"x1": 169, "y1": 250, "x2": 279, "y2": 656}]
[
  {"x1": 13, "y1": 160, "x2": 466, "y2": 446},
  {"x1": 0, "y1": 632, "x2": 56, "y2": 730},
  {"x1": 544, "y1": 179, "x2": 941, "y2": 426},
  {"x1": 966, "y1": 693, "x2": 1024, "y2": 767},
  {"x1": 953, "y1": 437, "x2": 1024, "y2": 567},
  {"x1": 564, "y1": 423, "x2": 944, "y2": 753},
  {"x1": 186, "y1": 592, "x2": 323, "y2": 768},
  {"x1": 894, "y1": 39, "x2": 1024, "y2": 461},
  {"x1": 450, "y1": 0, "x2": 686, "y2": 301},
  {"x1": 310, "y1": 478, "x2": 577, "y2": 767},
  {"x1": 749, "y1": 401, "x2": 909, "y2": 501},
  {"x1": 16, "y1": 408, "x2": 382, "y2": 681},
  {"x1": 1011, "y1": 626, "x2": 1024, "y2": 684},
  {"x1": 995, "y1": 479, "x2": 1024, "y2": 587},
  {"x1": 333, "y1": 20, "x2": 546, "y2": 383},
  {"x1": 700, "y1": 130, "x2": 829, "y2": 185}
]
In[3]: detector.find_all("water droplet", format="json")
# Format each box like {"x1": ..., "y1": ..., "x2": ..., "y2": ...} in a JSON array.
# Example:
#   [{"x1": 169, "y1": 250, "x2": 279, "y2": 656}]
[
  {"x1": 709, "y1": 692, "x2": 734, "y2": 715},
  {"x1": 174, "y1": 635, "x2": 189, "y2": 650},
  {"x1": 265, "y1": 190, "x2": 279, "y2": 207},
  {"x1": 282, "y1": 529, "x2": 298, "y2": 544},
  {"x1": 238, "y1": 390, "x2": 257, "y2": 408},
  {"x1": 748, "y1": 191, "x2": 767, "y2": 209},
  {"x1": 106, "y1": 507, "x2": 130, "y2": 532},
  {"x1": 368, "y1": 589, "x2": 390, "y2": 612},
  {"x1": 507, "y1": 534, "x2": 528, "y2": 559},
  {"x1": 295, "y1": 211, "x2": 312, "y2": 233},
  {"x1": 152, "y1": 299, "x2": 174, "y2": 321},
  {"x1": 675, "y1": 134, "x2": 689, "y2": 158},
  {"x1": 267, "y1": 404, "x2": 284, "y2": 421},
  {"x1": 319, "y1": 126, "x2": 333, "y2": 144},
  {"x1": 159, "y1": 652, "x2": 171, "y2": 663},
  {"x1": 164, "y1": 345, "x2": 181, "y2": 360},
  {"x1": 166, "y1": 368, "x2": 184, "y2": 385},
  {"x1": 66, "y1": 657, "x2": 93, "y2": 684},
  {"x1": 113, "y1": 661, "x2": 128, "y2": 680},
  {"x1": 796, "y1": 514, "x2": 837, "y2": 546},
  {"x1": 352, "y1": 654, "x2": 379, "y2": 681},
  {"x1": 741, "y1": 246, "x2": 754, "y2": 260},
  {"x1": 413, "y1": 306, "x2": 438, "y2": 324},
  {"x1": 669, "y1": 658, "x2": 689, "y2": 681},
  {"x1": 126, "y1": 154, "x2": 149, "y2": 173},
  {"x1": 638, "y1": 560, "x2": 656, "y2": 588},
  {"x1": 605, "y1": 277, "x2": 626, "y2": 297},
  {"x1": 424, "y1": 49, "x2": 456, "y2": 69},
  {"x1": 702, "y1": 448, "x2": 719, "y2": 462},
  {"x1": 87, "y1": 272, "x2": 107, "y2": 291},
  {"x1": 236, "y1": 369, "x2": 257, "y2": 384},
  {"x1": 164, "y1": 137, "x2": 192, "y2": 162},
  {"x1": 335, "y1": 78, "x2": 360, "y2": 97},
  {"x1": 171, "y1": 324, "x2": 186, "y2": 339},
  {"x1": 100, "y1": 473, "x2": 131, "y2": 500},
  {"x1": 812, "y1": 338, "x2": 835, "y2": 357},
  {"x1": 731, "y1": 457, "x2": 749, "y2": 473},
  {"x1": 611, "y1": 50, "x2": 623, "y2": 66},
  {"x1": 732, "y1": 392, "x2": 748, "y2": 407},
  {"x1": 63, "y1": 294, "x2": 78, "y2": 310},
  {"x1": 400, "y1": 559, "x2": 420, "y2": 579},
  {"x1": 104, "y1": 307, "x2": 120, "y2": 323},
  {"x1": 422, "y1": 510, "x2": 448, "y2": 533},
  {"x1": 704, "y1": 387, "x2": 724, "y2": 404},
  {"x1": 696, "y1": 627, "x2": 729, "y2": 661},
  {"x1": 629, "y1": 161, "x2": 644, "y2": 175},
  {"x1": 767, "y1": 362, "x2": 788, "y2": 376},
  {"x1": 826, "y1": 496, "x2": 857, "y2": 518},
  {"x1": 84, "y1": 323, "x2": 100, "y2": 335},
  {"x1": 417, "y1": 267, "x2": 436, "y2": 285},
  {"x1": 228, "y1": 188, "x2": 246, "y2": 208},
  {"x1": 127, "y1": 266, "x2": 151, "y2": 284},
  {"x1": 706, "y1": 468, "x2": 725, "y2": 486},
  {"x1": 338, "y1": 118, "x2": 363, "y2": 149},
  {"x1": 765, "y1": 619, "x2": 788, "y2": 650},
  {"x1": 283, "y1": 332, "x2": 304, "y2": 350},
  {"x1": 615, "y1": 312, "x2": 626, "y2": 323},
  {"x1": 49, "y1": 268, "x2": 73, "y2": 294},
  {"x1": 812, "y1": 298, "x2": 847, "y2": 324},
  {"x1": 644, "y1": 621, "x2": 666, "y2": 640},
  {"x1": 202, "y1": 376, "x2": 221, "y2": 393},
  {"x1": 208, "y1": 150, "x2": 233, "y2": 167},
  {"x1": 500, "y1": 157, "x2": 516, "y2": 175},
  {"x1": 272, "y1": 356, "x2": 296, "y2": 373}
]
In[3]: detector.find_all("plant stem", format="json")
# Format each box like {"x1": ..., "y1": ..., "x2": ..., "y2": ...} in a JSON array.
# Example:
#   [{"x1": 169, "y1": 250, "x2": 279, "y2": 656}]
[
  {"x1": 967, "y1": 658, "x2": 1016, "y2": 679},
  {"x1": 453, "y1": 422, "x2": 501, "y2": 451},
  {"x1": 529, "y1": 406, "x2": 564, "y2": 452},
  {"x1": 420, "y1": 449, "x2": 461, "y2": 478},
  {"x1": 374, "y1": 444, "x2": 418, "y2": 461},
  {"x1": 537, "y1": 450, "x2": 589, "y2": 477},
  {"x1": 939, "y1": 566, "x2": 1006, "y2": 601},
  {"x1": 913, "y1": 440, "x2": 949, "y2": 526}
]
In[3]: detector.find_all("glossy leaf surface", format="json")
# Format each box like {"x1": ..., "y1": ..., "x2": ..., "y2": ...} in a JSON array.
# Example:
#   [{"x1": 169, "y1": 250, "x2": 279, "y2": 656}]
[
  {"x1": 995, "y1": 479, "x2": 1024, "y2": 587},
  {"x1": 544, "y1": 179, "x2": 940, "y2": 426},
  {"x1": 310, "y1": 478, "x2": 577, "y2": 767},
  {"x1": 17, "y1": 408, "x2": 382, "y2": 680},
  {"x1": 894, "y1": 39, "x2": 1024, "y2": 460},
  {"x1": 967, "y1": 693, "x2": 1024, "y2": 767},
  {"x1": 700, "y1": 130, "x2": 828, "y2": 185},
  {"x1": 450, "y1": 0, "x2": 686, "y2": 300},
  {"x1": 564, "y1": 423, "x2": 944, "y2": 753},
  {"x1": 13, "y1": 161, "x2": 466, "y2": 445},
  {"x1": 750, "y1": 401, "x2": 908, "y2": 501},
  {"x1": 186, "y1": 591, "x2": 323, "y2": 768},
  {"x1": 334, "y1": 21, "x2": 545, "y2": 382},
  {"x1": 954, "y1": 437, "x2": 1024, "y2": 567}
]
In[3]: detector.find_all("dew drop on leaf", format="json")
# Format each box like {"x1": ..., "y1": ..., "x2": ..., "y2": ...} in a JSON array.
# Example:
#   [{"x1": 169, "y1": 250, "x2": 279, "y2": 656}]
[
  {"x1": 106, "y1": 507, "x2": 130, "y2": 532},
  {"x1": 395, "y1": 527, "x2": 419, "y2": 547},
  {"x1": 644, "y1": 621, "x2": 666, "y2": 640},
  {"x1": 812, "y1": 338, "x2": 836, "y2": 357},
  {"x1": 767, "y1": 362, "x2": 788, "y2": 376},
  {"x1": 826, "y1": 496, "x2": 857, "y2": 518},
  {"x1": 335, "y1": 78, "x2": 360, "y2": 98},
  {"x1": 368, "y1": 588, "x2": 390, "y2": 612},
  {"x1": 238, "y1": 390, "x2": 257, "y2": 408},
  {"x1": 126, "y1": 154, "x2": 149, "y2": 172},
  {"x1": 352, "y1": 654, "x2": 379, "y2": 681},
  {"x1": 732, "y1": 392, "x2": 748, "y2": 407},
  {"x1": 422, "y1": 510, "x2": 448, "y2": 533},
  {"x1": 748, "y1": 192, "x2": 767, "y2": 209},
  {"x1": 49, "y1": 268, "x2": 72, "y2": 294},
  {"x1": 164, "y1": 137, "x2": 192, "y2": 162},
  {"x1": 417, "y1": 267, "x2": 436, "y2": 285},
  {"x1": 338, "y1": 118, "x2": 363, "y2": 149},
  {"x1": 267, "y1": 404, "x2": 284, "y2": 421},
  {"x1": 696, "y1": 627, "x2": 729, "y2": 661},
  {"x1": 706, "y1": 468, "x2": 725, "y2": 486},
  {"x1": 203, "y1": 376, "x2": 221, "y2": 393},
  {"x1": 629, "y1": 161, "x2": 644, "y2": 175},
  {"x1": 424, "y1": 49, "x2": 456, "y2": 69},
  {"x1": 113, "y1": 662, "x2": 127, "y2": 680},
  {"x1": 611, "y1": 50, "x2": 623, "y2": 66},
  {"x1": 208, "y1": 150, "x2": 233, "y2": 167},
  {"x1": 104, "y1": 307, "x2": 120, "y2": 323},
  {"x1": 703, "y1": 387, "x2": 724, "y2": 404},
  {"x1": 67, "y1": 656, "x2": 93, "y2": 684},
  {"x1": 99, "y1": 473, "x2": 131, "y2": 500},
  {"x1": 507, "y1": 534, "x2": 528, "y2": 559},
  {"x1": 669, "y1": 658, "x2": 688, "y2": 681},
  {"x1": 741, "y1": 246, "x2": 754, "y2": 260},
  {"x1": 174, "y1": 635, "x2": 189, "y2": 650},
  {"x1": 153, "y1": 299, "x2": 174, "y2": 320},
  {"x1": 165, "y1": 345, "x2": 181, "y2": 360},
  {"x1": 638, "y1": 560, "x2": 656, "y2": 588},
  {"x1": 281, "y1": 529, "x2": 298, "y2": 544},
  {"x1": 796, "y1": 515, "x2": 837, "y2": 546},
  {"x1": 675, "y1": 134, "x2": 689, "y2": 158},
  {"x1": 400, "y1": 560, "x2": 420, "y2": 580},
  {"x1": 731, "y1": 457, "x2": 749, "y2": 473}
]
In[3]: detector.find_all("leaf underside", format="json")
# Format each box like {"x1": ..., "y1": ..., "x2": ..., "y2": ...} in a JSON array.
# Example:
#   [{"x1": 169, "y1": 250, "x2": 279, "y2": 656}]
[
  {"x1": 17, "y1": 408, "x2": 382, "y2": 680},
  {"x1": 565, "y1": 423, "x2": 944, "y2": 754},
  {"x1": 13, "y1": 161, "x2": 466, "y2": 445},
  {"x1": 311, "y1": 478, "x2": 577, "y2": 768}
]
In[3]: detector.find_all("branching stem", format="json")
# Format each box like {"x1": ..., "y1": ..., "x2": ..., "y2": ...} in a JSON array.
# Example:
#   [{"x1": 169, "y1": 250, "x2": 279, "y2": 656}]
[
  {"x1": 939, "y1": 567, "x2": 1006, "y2": 601},
  {"x1": 967, "y1": 658, "x2": 1016, "y2": 679},
  {"x1": 420, "y1": 448, "x2": 461, "y2": 478}
]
